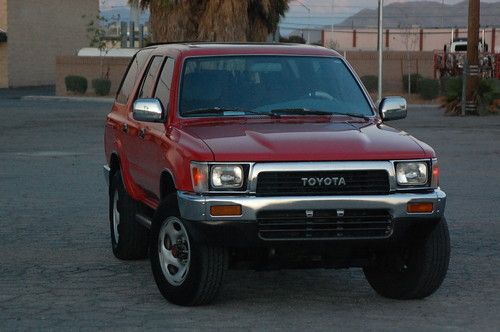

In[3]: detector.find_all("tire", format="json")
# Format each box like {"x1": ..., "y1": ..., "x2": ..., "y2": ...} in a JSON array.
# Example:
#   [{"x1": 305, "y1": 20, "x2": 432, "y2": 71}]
[
  {"x1": 109, "y1": 171, "x2": 149, "y2": 260},
  {"x1": 150, "y1": 194, "x2": 228, "y2": 306},
  {"x1": 363, "y1": 218, "x2": 450, "y2": 299}
]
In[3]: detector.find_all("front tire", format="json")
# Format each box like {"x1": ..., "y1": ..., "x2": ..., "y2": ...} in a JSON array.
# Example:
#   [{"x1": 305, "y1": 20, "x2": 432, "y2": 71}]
[
  {"x1": 363, "y1": 218, "x2": 450, "y2": 299},
  {"x1": 150, "y1": 194, "x2": 228, "y2": 306}
]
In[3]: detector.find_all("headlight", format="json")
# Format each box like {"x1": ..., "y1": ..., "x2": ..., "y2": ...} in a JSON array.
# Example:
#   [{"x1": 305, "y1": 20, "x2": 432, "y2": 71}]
[
  {"x1": 396, "y1": 162, "x2": 428, "y2": 186},
  {"x1": 211, "y1": 165, "x2": 243, "y2": 189},
  {"x1": 191, "y1": 163, "x2": 245, "y2": 192}
]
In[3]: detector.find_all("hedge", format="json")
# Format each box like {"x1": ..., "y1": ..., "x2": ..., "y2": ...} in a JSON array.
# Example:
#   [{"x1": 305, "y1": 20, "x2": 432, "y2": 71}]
[
  {"x1": 419, "y1": 78, "x2": 440, "y2": 100},
  {"x1": 360, "y1": 75, "x2": 378, "y2": 93},
  {"x1": 402, "y1": 73, "x2": 422, "y2": 94},
  {"x1": 65, "y1": 75, "x2": 88, "y2": 94},
  {"x1": 92, "y1": 78, "x2": 112, "y2": 96}
]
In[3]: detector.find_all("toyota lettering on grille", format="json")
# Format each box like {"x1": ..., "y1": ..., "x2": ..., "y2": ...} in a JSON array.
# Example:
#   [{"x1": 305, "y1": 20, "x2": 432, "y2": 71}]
[{"x1": 301, "y1": 177, "x2": 347, "y2": 187}]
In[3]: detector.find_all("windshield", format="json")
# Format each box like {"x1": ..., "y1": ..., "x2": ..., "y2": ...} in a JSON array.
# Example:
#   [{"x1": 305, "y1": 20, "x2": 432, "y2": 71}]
[{"x1": 179, "y1": 56, "x2": 373, "y2": 118}]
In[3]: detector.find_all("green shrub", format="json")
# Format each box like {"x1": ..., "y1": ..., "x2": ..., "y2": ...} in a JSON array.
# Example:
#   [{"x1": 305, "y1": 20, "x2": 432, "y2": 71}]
[
  {"x1": 65, "y1": 75, "x2": 88, "y2": 94},
  {"x1": 92, "y1": 78, "x2": 112, "y2": 96},
  {"x1": 439, "y1": 76, "x2": 450, "y2": 96},
  {"x1": 444, "y1": 77, "x2": 463, "y2": 102},
  {"x1": 475, "y1": 79, "x2": 495, "y2": 115},
  {"x1": 443, "y1": 77, "x2": 497, "y2": 115},
  {"x1": 360, "y1": 75, "x2": 378, "y2": 93},
  {"x1": 490, "y1": 78, "x2": 500, "y2": 99},
  {"x1": 402, "y1": 73, "x2": 423, "y2": 93},
  {"x1": 419, "y1": 78, "x2": 440, "y2": 100}
]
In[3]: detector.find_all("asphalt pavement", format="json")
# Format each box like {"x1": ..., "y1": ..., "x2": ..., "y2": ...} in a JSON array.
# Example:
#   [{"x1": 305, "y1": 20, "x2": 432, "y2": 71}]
[{"x1": 0, "y1": 91, "x2": 499, "y2": 330}]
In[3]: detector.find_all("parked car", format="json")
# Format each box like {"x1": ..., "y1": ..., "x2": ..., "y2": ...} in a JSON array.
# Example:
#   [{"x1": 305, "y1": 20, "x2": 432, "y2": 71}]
[{"x1": 104, "y1": 43, "x2": 450, "y2": 306}]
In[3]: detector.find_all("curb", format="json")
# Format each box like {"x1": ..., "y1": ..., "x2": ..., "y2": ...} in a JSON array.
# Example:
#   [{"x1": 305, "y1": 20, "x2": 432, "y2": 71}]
[{"x1": 22, "y1": 95, "x2": 114, "y2": 103}]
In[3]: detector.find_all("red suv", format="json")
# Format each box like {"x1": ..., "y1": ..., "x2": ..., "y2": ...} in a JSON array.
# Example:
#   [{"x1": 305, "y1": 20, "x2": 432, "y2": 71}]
[{"x1": 104, "y1": 43, "x2": 449, "y2": 306}]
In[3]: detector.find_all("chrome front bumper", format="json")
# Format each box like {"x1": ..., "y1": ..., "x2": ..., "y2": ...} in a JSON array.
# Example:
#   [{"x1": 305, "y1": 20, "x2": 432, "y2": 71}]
[{"x1": 177, "y1": 189, "x2": 446, "y2": 222}]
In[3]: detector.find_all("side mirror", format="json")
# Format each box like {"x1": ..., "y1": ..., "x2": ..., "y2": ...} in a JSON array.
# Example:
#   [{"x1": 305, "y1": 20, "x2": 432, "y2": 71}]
[
  {"x1": 379, "y1": 96, "x2": 407, "y2": 121},
  {"x1": 133, "y1": 98, "x2": 163, "y2": 122}
]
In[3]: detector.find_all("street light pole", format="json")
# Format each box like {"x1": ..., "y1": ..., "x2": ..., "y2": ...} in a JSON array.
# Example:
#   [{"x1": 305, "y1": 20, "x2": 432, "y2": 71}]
[
  {"x1": 377, "y1": 0, "x2": 384, "y2": 101},
  {"x1": 294, "y1": 0, "x2": 311, "y2": 44}
]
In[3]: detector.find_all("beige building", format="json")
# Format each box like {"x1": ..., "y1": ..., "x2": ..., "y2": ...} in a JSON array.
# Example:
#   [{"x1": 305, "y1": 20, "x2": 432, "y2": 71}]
[
  {"x1": 0, "y1": 0, "x2": 98, "y2": 88},
  {"x1": 324, "y1": 27, "x2": 500, "y2": 53}
]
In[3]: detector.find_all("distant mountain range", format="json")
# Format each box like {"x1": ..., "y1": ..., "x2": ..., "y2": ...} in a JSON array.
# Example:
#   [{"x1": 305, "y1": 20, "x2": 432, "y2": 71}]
[
  {"x1": 99, "y1": 0, "x2": 500, "y2": 29},
  {"x1": 337, "y1": 1, "x2": 500, "y2": 28}
]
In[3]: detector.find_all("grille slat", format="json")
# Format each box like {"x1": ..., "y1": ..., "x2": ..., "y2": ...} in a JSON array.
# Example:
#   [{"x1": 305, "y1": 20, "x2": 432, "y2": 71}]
[
  {"x1": 257, "y1": 209, "x2": 392, "y2": 240},
  {"x1": 256, "y1": 170, "x2": 390, "y2": 196}
]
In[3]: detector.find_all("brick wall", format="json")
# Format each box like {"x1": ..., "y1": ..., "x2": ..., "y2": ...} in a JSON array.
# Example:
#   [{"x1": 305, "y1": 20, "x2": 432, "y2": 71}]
[
  {"x1": 56, "y1": 53, "x2": 434, "y2": 97},
  {"x1": 0, "y1": 0, "x2": 6, "y2": 88},
  {"x1": 0, "y1": 44, "x2": 8, "y2": 88},
  {"x1": 344, "y1": 51, "x2": 435, "y2": 94},
  {"x1": 56, "y1": 56, "x2": 130, "y2": 96},
  {"x1": 0, "y1": 0, "x2": 7, "y2": 30},
  {"x1": 7, "y1": 0, "x2": 98, "y2": 87}
]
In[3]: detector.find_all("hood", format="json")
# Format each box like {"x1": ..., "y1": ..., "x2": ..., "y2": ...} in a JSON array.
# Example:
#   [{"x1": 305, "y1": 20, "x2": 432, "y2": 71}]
[{"x1": 181, "y1": 118, "x2": 431, "y2": 162}]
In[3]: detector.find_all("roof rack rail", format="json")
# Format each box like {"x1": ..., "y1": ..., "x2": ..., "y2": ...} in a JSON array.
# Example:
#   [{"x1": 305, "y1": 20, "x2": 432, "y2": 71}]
[{"x1": 145, "y1": 41, "x2": 307, "y2": 48}]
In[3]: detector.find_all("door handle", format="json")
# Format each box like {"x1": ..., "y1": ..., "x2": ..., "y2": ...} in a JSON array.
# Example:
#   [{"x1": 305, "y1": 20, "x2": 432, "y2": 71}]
[
  {"x1": 122, "y1": 123, "x2": 129, "y2": 133},
  {"x1": 139, "y1": 128, "x2": 146, "y2": 139}
]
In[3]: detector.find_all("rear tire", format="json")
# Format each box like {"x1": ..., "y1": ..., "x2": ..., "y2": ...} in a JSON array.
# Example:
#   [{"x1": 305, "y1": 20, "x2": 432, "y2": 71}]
[
  {"x1": 109, "y1": 171, "x2": 149, "y2": 260},
  {"x1": 150, "y1": 194, "x2": 228, "y2": 306},
  {"x1": 363, "y1": 218, "x2": 450, "y2": 299}
]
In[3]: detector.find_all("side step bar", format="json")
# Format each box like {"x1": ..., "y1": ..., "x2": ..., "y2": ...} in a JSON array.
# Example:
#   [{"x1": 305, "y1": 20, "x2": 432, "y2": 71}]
[{"x1": 135, "y1": 213, "x2": 152, "y2": 229}]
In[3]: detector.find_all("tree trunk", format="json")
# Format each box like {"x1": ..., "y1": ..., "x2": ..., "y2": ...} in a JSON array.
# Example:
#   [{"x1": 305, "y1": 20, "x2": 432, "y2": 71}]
[
  {"x1": 148, "y1": 0, "x2": 283, "y2": 43},
  {"x1": 198, "y1": 0, "x2": 248, "y2": 42},
  {"x1": 149, "y1": 0, "x2": 200, "y2": 42}
]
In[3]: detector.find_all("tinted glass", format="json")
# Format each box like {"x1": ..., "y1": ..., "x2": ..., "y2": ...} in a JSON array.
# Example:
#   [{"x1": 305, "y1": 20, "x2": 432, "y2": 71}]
[
  {"x1": 154, "y1": 58, "x2": 175, "y2": 110},
  {"x1": 179, "y1": 56, "x2": 372, "y2": 117},
  {"x1": 138, "y1": 56, "x2": 163, "y2": 99},
  {"x1": 116, "y1": 50, "x2": 151, "y2": 104}
]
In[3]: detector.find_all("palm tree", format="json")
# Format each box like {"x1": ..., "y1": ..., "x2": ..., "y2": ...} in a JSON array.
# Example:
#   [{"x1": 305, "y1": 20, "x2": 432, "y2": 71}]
[{"x1": 130, "y1": 0, "x2": 289, "y2": 42}]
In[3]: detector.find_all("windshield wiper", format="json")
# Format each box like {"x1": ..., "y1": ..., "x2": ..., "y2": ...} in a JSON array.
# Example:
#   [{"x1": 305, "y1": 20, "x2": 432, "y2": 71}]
[
  {"x1": 183, "y1": 107, "x2": 280, "y2": 118},
  {"x1": 270, "y1": 108, "x2": 332, "y2": 116},
  {"x1": 330, "y1": 112, "x2": 372, "y2": 120}
]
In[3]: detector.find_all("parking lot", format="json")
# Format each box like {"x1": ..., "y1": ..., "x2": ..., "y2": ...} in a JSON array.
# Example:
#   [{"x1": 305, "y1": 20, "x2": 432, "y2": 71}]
[{"x1": 0, "y1": 92, "x2": 499, "y2": 330}]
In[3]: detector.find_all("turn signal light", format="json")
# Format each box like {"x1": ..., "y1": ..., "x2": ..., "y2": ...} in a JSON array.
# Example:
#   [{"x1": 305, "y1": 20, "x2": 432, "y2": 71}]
[
  {"x1": 210, "y1": 205, "x2": 242, "y2": 216},
  {"x1": 407, "y1": 202, "x2": 434, "y2": 213}
]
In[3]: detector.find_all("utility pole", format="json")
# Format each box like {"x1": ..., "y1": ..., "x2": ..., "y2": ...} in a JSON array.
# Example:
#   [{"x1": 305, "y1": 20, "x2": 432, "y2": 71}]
[
  {"x1": 464, "y1": 0, "x2": 480, "y2": 115},
  {"x1": 377, "y1": 0, "x2": 384, "y2": 101},
  {"x1": 295, "y1": 0, "x2": 311, "y2": 44},
  {"x1": 331, "y1": 0, "x2": 334, "y2": 47}
]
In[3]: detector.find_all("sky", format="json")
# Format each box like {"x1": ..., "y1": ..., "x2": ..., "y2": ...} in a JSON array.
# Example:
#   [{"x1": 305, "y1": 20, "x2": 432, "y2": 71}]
[{"x1": 100, "y1": 0, "x2": 500, "y2": 33}]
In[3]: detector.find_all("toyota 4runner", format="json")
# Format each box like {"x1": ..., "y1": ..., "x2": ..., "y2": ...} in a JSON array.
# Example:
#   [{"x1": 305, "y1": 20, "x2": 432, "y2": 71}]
[{"x1": 104, "y1": 43, "x2": 450, "y2": 306}]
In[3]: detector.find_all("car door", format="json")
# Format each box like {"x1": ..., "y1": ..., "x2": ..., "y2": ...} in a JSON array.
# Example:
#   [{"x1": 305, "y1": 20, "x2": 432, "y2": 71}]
[
  {"x1": 126, "y1": 55, "x2": 164, "y2": 197},
  {"x1": 145, "y1": 57, "x2": 176, "y2": 200}
]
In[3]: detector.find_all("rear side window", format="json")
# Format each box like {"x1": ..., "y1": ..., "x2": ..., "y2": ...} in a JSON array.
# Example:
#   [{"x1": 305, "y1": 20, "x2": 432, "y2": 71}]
[
  {"x1": 138, "y1": 56, "x2": 164, "y2": 99},
  {"x1": 116, "y1": 50, "x2": 151, "y2": 104},
  {"x1": 154, "y1": 58, "x2": 175, "y2": 110}
]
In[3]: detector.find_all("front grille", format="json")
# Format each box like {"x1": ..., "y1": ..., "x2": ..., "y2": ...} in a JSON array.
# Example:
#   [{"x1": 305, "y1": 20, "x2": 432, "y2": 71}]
[
  {"x1": 257, "y1": 209, "x2": 392, "y2": 240},
  {"x1": 256, "y1": 170, "x2": 390, "y2": 196}
]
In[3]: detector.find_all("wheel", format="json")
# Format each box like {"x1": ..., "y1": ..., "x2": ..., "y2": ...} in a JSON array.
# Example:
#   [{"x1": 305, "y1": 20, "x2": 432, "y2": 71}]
[
  {"x1": 150, "y1": 194, "x2": 228, "y2": 306},
  {"x1": 363, "y1": 218, "x2": 450, "y2": 299},
  {"x1": 109, "y1": 171, "x2": 149, "y2": 260}
]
